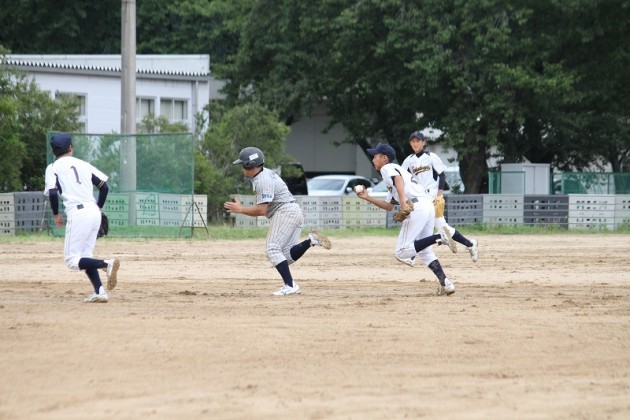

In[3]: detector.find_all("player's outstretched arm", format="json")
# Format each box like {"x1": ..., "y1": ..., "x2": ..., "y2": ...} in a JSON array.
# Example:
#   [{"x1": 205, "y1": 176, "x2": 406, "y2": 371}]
[
  {"x1": 355, "y1": 187, "x2": 394, "y2": 211},
  {"x1": 224, "y1": 197, "x2": 268, "y2": 217}
]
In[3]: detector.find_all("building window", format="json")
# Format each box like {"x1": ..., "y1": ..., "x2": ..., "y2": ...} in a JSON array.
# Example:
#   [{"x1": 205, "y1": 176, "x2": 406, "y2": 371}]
[
  {"x1": 160, "y1": 98, "x2": 188, "y2": 122},
  {"x1": 136, "y1": 97, "x2": 155, "y2": 120},
  {"x1": 57, "y1": 92, "x2": 87, "y2": 132}
]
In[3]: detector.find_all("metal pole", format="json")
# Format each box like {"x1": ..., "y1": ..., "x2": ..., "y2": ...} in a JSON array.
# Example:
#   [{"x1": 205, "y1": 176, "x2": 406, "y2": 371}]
[
  {"x1": 121, "y1": 0, "x2": 137, "y2": 228},
  {"x1": 120, "y1": 0, "x2": 137, "y2": 191}
]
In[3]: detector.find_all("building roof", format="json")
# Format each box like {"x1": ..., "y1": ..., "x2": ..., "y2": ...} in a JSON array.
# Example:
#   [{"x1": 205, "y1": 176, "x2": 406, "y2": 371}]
[{"x1": 6, "y1": 54, "x2": 211, "y2": 77}]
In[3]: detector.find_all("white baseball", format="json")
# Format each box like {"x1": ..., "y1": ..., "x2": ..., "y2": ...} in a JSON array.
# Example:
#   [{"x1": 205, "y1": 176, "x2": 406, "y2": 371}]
[{"x1": 354, "y1": 185, "x2": 364, "y2": 193}]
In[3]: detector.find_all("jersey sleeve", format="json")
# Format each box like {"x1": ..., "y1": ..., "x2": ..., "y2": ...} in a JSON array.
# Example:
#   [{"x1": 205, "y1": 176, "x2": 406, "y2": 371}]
[
  {"x1": 43, "y1": 164, "x2": 57, "y2": 196},
  {"x1": 380, "y1": 165, "x2": 399, "y2": 204},
  {"x1": 430, "y1": 153, "x2": 446, "y2": 175},
  {"x1": 401, "y1": 156, "x2": 411, "y2": 172},
  {"x1": 253, "y1": 171, "x2": 274, "y2": 204},
  {"x1": 88, "y1": 163, "x2": 109, "y2": 183}
]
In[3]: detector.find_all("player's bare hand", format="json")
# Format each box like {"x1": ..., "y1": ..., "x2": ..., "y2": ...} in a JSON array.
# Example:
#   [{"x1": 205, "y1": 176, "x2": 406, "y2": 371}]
[
  {"x1": 223, "y1": 197, "x2": 242, "y2": 214},
  {"x1": 54, "y1": 214, "x2": 65, "y2": 227},
  {"x1": 354, "y1": 185, "x2": 369, "y2": 200}
]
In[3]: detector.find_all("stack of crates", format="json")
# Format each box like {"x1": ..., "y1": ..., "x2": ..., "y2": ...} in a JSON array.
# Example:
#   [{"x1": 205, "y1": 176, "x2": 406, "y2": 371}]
[
  {"x1": 0, "y1": 193, "x2": 16, "y2": 236},
  {"x1": 523, "y1": 195, "x2": 569, "y2": 227},
  {"x1": 295, "y1": 196, "x2": 320, "y2": 228},
  {"x1": 100, "y1": 193, "x2": 130, "y2": 227},
  {"x1": 568, "y1": 195, "x2": 616, "y2": 230},
  {"x1": 159, "y1": 194, "x2": 208, "y2": 227},
  {"x1": 0, "y1": 192, "x2": 47, "y2": 236},
  {"x1": 135, "y1": 193, "x2": 160, "y2": 227},
  {"x1": 231, "y1": 195, "x2": 387, "y2": 229},
  {"x1": 342, "y1": 197, "x2": 386, "y2": 228},
  {"x1": 445, "y1": 195, "x2": 483, "y2": 226},
  {"x1": 159, "y1": 194, "x2": 184, "y2": 227},
  {"x1": 14, "y1": 192, "x2": 46, "y2": 233},
  {"x1": 614, "y1": 195, "x2": 630, "y2": 229},
  {"x1": 318, "y1": 197, "x2": 344, "y2": 229},
  {"x1": 179, "y1": 194, "x2": 208, "y2": 227},
  {"x1": 483, "y1": 194, "x2": 524, "y2": 226}
]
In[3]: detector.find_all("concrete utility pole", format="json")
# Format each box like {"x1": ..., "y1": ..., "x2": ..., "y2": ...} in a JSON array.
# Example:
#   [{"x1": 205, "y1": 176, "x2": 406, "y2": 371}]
[{"x1": 120, "y1": 0, "x2": 137, "y2": 192}]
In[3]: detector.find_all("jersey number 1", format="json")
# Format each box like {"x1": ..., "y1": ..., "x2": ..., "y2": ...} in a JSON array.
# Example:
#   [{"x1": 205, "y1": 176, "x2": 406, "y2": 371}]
[{"x1": 70, "y1": 166, "x2": 82, "y2": 184}]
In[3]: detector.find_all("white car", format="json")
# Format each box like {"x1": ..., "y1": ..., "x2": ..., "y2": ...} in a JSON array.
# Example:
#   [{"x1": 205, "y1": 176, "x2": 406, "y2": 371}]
[
  {"x1": 307, "y1": 175, "x2": 375, "y2": 196},
  {"x1": 368, "y1": 179, "x2": 390, "y2": 198}
]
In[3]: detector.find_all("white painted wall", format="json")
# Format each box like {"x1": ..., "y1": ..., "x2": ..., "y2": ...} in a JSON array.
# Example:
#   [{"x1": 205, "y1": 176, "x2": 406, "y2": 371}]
[
  {"x1": 285, "y1": 104, "x2": 377, "y2": 179},
  {"x1": 10, "y1": 55, "x2": 212, "y2": 134},
  {"x1": 31, "y1": 73, "x2": 211, "y2": 134}
]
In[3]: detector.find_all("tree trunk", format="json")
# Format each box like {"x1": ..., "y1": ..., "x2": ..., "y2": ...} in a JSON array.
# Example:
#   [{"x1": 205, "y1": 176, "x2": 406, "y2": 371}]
[{"x1": 458, "y1": 131, "x2": 489, "y2": 194}]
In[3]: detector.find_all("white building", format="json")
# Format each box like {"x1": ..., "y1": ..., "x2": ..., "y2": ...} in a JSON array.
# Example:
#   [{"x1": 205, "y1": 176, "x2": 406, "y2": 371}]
[{"x1": 6, "y1": 54, "x2": 221, "y2": 135}]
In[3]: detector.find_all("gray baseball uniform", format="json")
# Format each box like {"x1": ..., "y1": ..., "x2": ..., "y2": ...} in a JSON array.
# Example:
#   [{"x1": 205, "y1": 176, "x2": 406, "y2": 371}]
[{"x1": 251, "y1": 167, "x2": 304, "y2": 266}]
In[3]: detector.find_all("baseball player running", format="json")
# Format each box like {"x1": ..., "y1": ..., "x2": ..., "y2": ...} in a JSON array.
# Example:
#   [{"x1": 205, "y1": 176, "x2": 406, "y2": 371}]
[
  {"x1": 356, "y1": 143, "x2": 456, "y2": 295},
  {"x1": 44, "y1": 133, "x2": 120, "y2": 303},
  {"x1": 400, "y1": 131, "x2": 478, "y2": 266},
  {"x1": 224, "y1": 147, "x2": 331, "y2": 296}
]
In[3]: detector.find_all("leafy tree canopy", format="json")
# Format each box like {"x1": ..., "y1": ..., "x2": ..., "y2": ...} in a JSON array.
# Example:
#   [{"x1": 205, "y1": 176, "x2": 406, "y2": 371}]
[
  {"x1": 2, "y1": 0, "x2": 628, "y2": 194},
  {"x1": 1, "y1": 49, "x2": 80, "y2": 192}
]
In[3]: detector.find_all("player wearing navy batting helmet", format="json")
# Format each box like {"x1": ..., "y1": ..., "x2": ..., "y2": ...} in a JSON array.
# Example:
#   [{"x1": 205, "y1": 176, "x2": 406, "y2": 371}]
[{"x1": 225, "y1": 147, "x2": 332, "y2": 295}]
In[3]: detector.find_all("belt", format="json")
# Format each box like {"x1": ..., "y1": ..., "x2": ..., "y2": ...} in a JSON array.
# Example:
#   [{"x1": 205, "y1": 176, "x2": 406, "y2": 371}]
[{"x1": 77, "y1": 204, "x2": 84, "y2": 209}]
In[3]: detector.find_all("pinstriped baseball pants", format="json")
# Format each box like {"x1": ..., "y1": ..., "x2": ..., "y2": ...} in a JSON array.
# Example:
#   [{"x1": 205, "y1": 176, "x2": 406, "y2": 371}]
[{"x1": 266, "y1": 202, "x2": 304, "y2": 266}]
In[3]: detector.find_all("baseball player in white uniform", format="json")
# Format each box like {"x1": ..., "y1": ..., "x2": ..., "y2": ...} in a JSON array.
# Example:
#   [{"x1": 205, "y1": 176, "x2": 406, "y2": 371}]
[
  {"x1": 44, "y1": 133, "x2": 120, "y2": 303},
  {"x1": 401, "y1": 131, "x2": 478, "y2": 265},
  {"x1": 356, "y1": 143, "x2": 456, "y2": 295},
  {"x1": 224, "y1": 147, "x2": 331, "y2": 296}
]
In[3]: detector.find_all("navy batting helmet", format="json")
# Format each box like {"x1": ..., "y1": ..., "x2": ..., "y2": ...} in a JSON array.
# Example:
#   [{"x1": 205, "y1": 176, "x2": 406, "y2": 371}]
[{"x1": 233, "y1": 147, "x2": 265, "y2": 169}]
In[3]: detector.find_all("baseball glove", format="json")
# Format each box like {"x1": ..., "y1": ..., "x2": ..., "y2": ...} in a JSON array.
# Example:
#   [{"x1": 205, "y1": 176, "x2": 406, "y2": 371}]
[
  {"x1": 433, "y1": 196, "x2": 445, "y2": 218},
  {"x1": 97, "y1": 212, "x2": 109, "y2": 238},
  {"x1": 393, "y1": 199, "x2": 414, "y2": 222}
]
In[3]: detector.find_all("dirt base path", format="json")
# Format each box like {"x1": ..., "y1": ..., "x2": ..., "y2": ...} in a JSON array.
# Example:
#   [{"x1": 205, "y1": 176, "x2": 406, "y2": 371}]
[{"x1": 1, "y1": 233, "x2": 629, "y2": 419}]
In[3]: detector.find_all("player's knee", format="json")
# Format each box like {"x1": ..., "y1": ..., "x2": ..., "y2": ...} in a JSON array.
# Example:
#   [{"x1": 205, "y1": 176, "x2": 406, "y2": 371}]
[
  {"x1": 396, "y1": 245, "x2": 416, "y2": 260},
  {"x1": 266, "y1": 249, "x2": 284, "y2": 266},
  {"x1": 417, "y1": 250, "x2": 437, "y2": 267}
]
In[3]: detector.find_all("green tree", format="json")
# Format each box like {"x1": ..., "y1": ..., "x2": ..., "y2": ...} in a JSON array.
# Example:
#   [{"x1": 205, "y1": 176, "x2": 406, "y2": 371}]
[
  {"x1": 1, "y1": 51, "x2": 80, "y2": 192},
  {"x1": 136, "y1": 0, "x2": 252, "y2": 65},
  {"x1": 223, "y1": 0, "x2": 629, "y2": 193},
  {"x1": 0, "y1": 1, "x2": 119, "y2": 53},
  {"x1": 554, "y1": 0, "x2": 630, "y2": 173}
]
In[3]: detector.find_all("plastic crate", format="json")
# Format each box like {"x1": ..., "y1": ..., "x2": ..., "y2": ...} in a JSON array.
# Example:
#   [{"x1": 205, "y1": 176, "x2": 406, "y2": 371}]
[
  {"x1": 524, "y1": 195, "x2": 569, "y2": 227},
  {"x1": 445, "y1": 194, "x2": 483, "y2": 226}
]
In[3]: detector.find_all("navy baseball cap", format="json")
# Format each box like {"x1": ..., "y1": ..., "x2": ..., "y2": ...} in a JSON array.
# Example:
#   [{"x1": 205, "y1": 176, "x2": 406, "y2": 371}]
[
  {"x1": 409, "y1": 130, "x2": 426, "y2": 141},
  {"x1": 367, "y1": 143, "x2": 396, "y2": 162},
  {"x1": 50, "y1": 133, "x2": 72, "y2": 156}
]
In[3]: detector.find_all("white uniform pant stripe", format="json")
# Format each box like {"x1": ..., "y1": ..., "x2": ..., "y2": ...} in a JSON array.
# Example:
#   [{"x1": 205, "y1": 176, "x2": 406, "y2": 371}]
[{"x1": 266, "y1": 203, "x2": 304, "y2": 266}]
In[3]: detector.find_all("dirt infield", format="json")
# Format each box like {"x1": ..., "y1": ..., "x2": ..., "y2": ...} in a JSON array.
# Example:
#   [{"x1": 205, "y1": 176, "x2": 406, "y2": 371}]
[{"x1": 1, "y1": 233, "x2": 629, "y2": 419}]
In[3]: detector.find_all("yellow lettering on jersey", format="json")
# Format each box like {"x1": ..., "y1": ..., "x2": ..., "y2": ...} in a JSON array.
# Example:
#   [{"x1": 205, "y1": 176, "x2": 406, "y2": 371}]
[{"x1": 412, "y1": 165, "x2": 431, "y2": 175}]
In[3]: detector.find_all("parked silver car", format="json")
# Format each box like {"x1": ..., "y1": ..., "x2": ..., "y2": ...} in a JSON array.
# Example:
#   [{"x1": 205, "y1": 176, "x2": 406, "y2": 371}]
[{"x1": 307, "y1": 175, "x2": 375, "y2": 196}]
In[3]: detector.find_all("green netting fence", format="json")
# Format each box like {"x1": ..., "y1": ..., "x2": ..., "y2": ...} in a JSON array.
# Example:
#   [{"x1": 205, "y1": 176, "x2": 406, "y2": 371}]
[
  {"x1": 553, "y1": 172, "x2": 630, "y2": 194},
  {"x1": 45, "y1": 132, "x2": 206, "y2": 238},
  {"x1": 489, "y1": 171, "x2": 630, "y2": 195}
]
